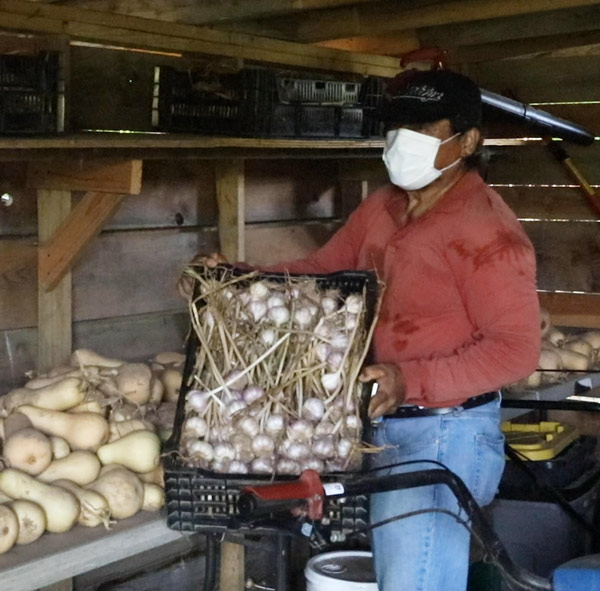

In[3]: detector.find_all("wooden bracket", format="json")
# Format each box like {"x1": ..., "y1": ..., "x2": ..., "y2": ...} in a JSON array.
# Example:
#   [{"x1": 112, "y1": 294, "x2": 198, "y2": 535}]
[
  {"x1": 27, "y1": 159, "x2": 142, "y2": 194},
  {"x1": 215, "y1": 160, "x2": 245, "y2": 262},
  {"x1": 38, "y1": 191, "x2": 124, "y2": 291}
]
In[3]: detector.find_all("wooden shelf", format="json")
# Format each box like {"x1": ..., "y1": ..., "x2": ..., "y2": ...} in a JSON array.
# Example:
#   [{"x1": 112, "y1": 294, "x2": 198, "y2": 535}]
[
  {"x1": 0, "y1": 511, "x2": 192, "y2": 591},
  {"x1": 0, "y1": 133, "x2": 539, "y2": 161}
]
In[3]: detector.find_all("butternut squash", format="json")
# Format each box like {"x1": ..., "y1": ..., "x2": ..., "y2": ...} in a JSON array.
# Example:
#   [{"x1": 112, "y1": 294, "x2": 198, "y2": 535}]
[
  {"x1": 0, "y1": 469, "x2": 79, "y2": 533},
  {"x1": 0, "y1": 505, "x2": 18, "y2": 553},
  {"x1": 38, "y1": 451, "x2": 101, "y2": 486},
  {"x1": 115, "y1": 363, "x2": 152, "y2": 405},
  {"x1": 17, "y1": 406, "x2": 109, "y2": 452},
  {"x1": 71, "y1": 349, "x2": 124, "y2": 368},
  {"x1": 53, "y1": 479, "x2": 110, "y2": 528},
  {"x1": 1, "y1": 377, "x2": 87, "y2": 414},
  {"x1": 96, "y1": 430, "x2": 161, "y2": 473},
  {"x1": 10, "y1": 500, "x2": 46, "y2": 544},
  {"x1": 142, "y1": 483, "x2": 165, "y2": 511},
  {"x1": 3, "y1": 427, "x2": 53, "y2": 475},
  {"x1": 86, "y1": 467, "x2": 143, "y2": 520}
]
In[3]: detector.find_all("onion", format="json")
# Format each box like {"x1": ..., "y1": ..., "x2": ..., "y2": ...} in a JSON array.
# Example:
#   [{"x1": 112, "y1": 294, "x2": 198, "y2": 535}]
[
  {"x1": 243, "y1": 386, "x2": 265, "y2": 405},
  {"x1": 302, "y1": 398, "x2": 325, "y2": 422},
  {"x1": 269, "y1": 306, "x2": 290, "y2": 327},
  {"x1": 252, "y1": 434, "x2": 275, "y2": 458}
]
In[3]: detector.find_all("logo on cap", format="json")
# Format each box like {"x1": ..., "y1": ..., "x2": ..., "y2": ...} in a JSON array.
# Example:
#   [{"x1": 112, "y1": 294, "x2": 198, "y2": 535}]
[{"x1": 394, "y1": 84, "x2": 444, "y2": 103}]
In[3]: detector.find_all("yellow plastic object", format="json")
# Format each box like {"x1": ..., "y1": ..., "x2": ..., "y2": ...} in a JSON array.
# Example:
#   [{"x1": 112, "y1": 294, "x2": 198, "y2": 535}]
[{"x1": 500, "y1": 421, "x2": 580, "y2": 461}]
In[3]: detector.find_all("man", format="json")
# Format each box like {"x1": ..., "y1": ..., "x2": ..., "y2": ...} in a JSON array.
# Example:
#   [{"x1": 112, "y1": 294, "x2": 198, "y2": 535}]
[{"x1": 180, "y1": 69, "x2": 540, "y2": 591}]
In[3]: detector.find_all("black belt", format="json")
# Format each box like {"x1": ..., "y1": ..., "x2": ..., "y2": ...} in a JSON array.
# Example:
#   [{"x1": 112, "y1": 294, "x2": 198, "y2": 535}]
[{"x1": 383, "y1": 391, "x2": 499, "y2": 419}]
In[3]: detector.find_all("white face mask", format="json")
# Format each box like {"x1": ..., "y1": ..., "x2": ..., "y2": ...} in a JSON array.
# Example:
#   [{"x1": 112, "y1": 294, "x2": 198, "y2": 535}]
[{"x1": 382, "y1": 128, "x2": 461, "y2": 191}]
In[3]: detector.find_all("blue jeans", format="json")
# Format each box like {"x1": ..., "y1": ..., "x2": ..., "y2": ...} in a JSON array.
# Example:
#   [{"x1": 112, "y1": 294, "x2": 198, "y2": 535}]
[{"x1": 369, "y1": 397, "x2": 505, "y2": 591}]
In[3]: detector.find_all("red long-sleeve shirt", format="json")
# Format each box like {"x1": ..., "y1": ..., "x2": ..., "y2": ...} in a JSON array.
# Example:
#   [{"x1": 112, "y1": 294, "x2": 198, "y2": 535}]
[{"x1": 262, "y1": 171, "x2": 540, "y2": 407}]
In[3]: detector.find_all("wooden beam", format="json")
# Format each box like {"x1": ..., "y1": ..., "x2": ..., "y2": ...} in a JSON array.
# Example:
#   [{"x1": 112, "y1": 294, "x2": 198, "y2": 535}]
[
  {"x1": 51, "y1": 0, "x2": 380, "y2": 25},
  {"x1": 0, "y1": 0, "x2": 400, "y2": 77},
  {"x1": 539, "y1": 292, "x2": 600, "y2": 329},
  {"x1": 241, "y1": 0, "x2": 600, "y2": 43},
  {"x1": 37, "y1": 189, "x2": 72, "y2": 372},
  {"x1": 316, "y1": 31, "x2": 420, "y2": 57},
  {"x1": 418, "y1": 4, "x2": 600, "y2": 49},
  {"x1": 38, "y1": 191, "x2": 125, "y2": 291},
  {"x1": 27, "y1": 160, "x2": 142, "y2": 194},
  {"x1": 215, "y1": 160, "x2": 245, "y2": 262}
]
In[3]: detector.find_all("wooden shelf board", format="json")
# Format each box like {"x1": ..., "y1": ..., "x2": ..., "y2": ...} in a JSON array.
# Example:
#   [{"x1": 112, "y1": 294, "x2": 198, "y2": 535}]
[{"x1": 0, "y1": 133, "x2": 542, "y2": 161}]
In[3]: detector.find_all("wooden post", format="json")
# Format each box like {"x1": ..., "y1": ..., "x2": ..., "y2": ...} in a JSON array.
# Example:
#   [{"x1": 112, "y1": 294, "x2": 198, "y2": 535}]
[
  {"x1": 37, "y1": 190, "x2": 72, "y2": 373},
  {"x1": 219, "y1": 539, "x2": 246, "y2": 591},
  {"x1": 215, "y1": 160, "x2": 245, "y2": 262}
]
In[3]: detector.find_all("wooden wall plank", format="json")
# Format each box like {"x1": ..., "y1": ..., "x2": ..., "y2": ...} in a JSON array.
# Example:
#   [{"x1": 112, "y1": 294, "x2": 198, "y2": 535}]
[
  {"x1": 245, "y1": 221, "x2": 339, "y2": 267},
  {"x1": 0, "y1": 310, "x2": 188, "y2": 397},
  {"x1": 485, "y1": 143, "x2": 600, "y2": 186},
  {"x1": 27, "y1": 160, "x2": 143, "y2": 194},
  {"x1": 496, "y1": 186, "x2": 600, "y2": 220}
]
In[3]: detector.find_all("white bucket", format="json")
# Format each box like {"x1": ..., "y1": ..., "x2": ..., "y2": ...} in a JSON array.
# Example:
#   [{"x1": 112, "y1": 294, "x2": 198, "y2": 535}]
[{"x1": 305, "y1": 551, "x2": 378, "y2": 591}]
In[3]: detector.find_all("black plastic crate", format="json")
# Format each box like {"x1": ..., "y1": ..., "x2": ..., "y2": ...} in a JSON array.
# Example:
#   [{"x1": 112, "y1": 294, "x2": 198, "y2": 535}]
[
  {"x1": 164, "y1": 267, "x2": 378, "y2": 536},
  {"x1": 154, "y1": 65, "x2": 385, "y2": 138},
  {"x1": 0, "y1": 52, "x2": 61, "y2": 135}
]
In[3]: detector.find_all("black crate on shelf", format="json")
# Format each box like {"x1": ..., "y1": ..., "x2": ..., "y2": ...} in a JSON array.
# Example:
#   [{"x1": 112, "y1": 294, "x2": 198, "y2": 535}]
[
  {"x1": 0, "y1": 52, "x2": 61, "y2": 135},
  {"x1": 154, "y1": 65, "x2": 385, "y2": 138},
  {"x1": 164, "y1": 267, "x2": 378, "y2": 538}
]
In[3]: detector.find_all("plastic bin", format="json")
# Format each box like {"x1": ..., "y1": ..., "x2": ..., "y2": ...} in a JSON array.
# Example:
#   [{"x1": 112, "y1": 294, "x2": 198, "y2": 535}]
[
  {"x1": 0, "y1": 52, "x2": 61, "y2": 135},
  {"x1": 164, "y1": 268, "x2": 378, "y2": 538},
  {"x1": 153, "y1": 65, "x2": 385, "y2": 138},
  {"x1": 490, "y1": 466, "x2": 600, "y2": 581},
  {"x1": 501, "y1": 420, "x2": 580, "y2": 461}
]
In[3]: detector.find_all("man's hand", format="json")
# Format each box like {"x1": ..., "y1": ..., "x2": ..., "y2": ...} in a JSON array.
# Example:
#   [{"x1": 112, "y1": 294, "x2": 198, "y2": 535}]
[
  {"x1": 176, "y1": 252, "x2": 228, "y2": 299},
  {"x1": 359, "y1": 363, "x2": 407, "y2": 419}
]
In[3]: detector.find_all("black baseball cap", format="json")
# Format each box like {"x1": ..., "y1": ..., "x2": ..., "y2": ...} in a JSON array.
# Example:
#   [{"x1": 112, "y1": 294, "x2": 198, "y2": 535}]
[{"x1": 381, "y1": 69, "x2": 482, "y2": 132}]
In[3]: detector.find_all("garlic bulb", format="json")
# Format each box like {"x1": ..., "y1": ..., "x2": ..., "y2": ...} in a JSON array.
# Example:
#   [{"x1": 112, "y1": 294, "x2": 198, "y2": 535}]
[
  {"x1": 314, "y1": 323, "x2": 332, "y2": 339},
  {"x1": 276, "y1": 458, "x2": 301, "y2": 475},
  {"x1": 260, "y1": 328, "x2": 276, "y2": 347},
  {"x1": 337, "y1": 438, "x2": 353, "y2": 459},
  {"x1": 187, "y1": 390, "x2": 210, "y2": 413},
  {"x1": 249, "y1": 281, "x2": 270, "y2": 300},
  {"x1": 293, "y1": 307, "x2": 313, "y2": 329},
  {"x1": 313, "y1": 436, "x2": 335, "y2": 459},
  {"x1": 239, "y1": 416, "x2": 260, "y2": 437},
  {"x1": 345, "y1": 314, "x2": 358, "y2": 330},
  {"x1": 214, "y1": 443, "x2": 236, "y2": 463},
  {"x1": 269, "y1": 306, "x2": 290, "y2": 327},
  {"x1": 252, "y1": 434, "x2": 276, "y2": 457},
  {"x1": 330, "y1": 332, "x2": 349, "y2": 351},
  {"x1": 302, "y1": 458, "x2": 325, "y2": 472},
  {"x1": 228, "y1": 460, "x2": 249, "y2": 474},
  {"x1": 302, "y1": 397, "x2": 325, "y2": 422},
  {"x1": 224, "y1": 369, "x2": 248, "y2": 390},
  {"x1": 315, "y1": 342, "x2": 331, "y2": 363},
  {"x1": 327, "y1": 351, "x2": 344, "y2": 371},
  {"x1": 248, "y1": 300, "x2": 268, "y2": 322},
  {"x1": 265, "y1": 414, "x2": 286, "y2": 435},
  {"x1": 211, "y1": 460, "x2": 230, "y2": 473},
  {"x1": 288, "y1": 420, "x2": 314, "y2": 441},
  {"x1": 285, "y1": 442, "x2": 311, "y2": 460},
  {"x1": 226, "y1": 400, "x2": 247, "y2": 418},
  {"x1": 345, "y1": 414, "x2": 361, "y2": 433},
  {"x1": 267, "y1": 294, "x2": 286, "y2": 309},
  {"x1": 188, "y1": 440, "x2": 214, "y2": 462},
  {"x1": 320, "y1": 296, "x2": 338, "y2": 315},
  {"x1": 315, "y1": 420, "x2": 334, "y2": 436},
  {"x1": 184, "y1": 416, "x2": 208, "y2": 438},
  {"x1": 344, "y1": 294, "x2": 363, "y2": 315},
  {"x1": 321, "y1": 371, "x2": 341, "y2": 393},
  {"x1": 251, "y1": 457, "x2": 274, "y2": 474},
  {"x1": 243, "y1": 386, "x2": 265, "y2": 405}
]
